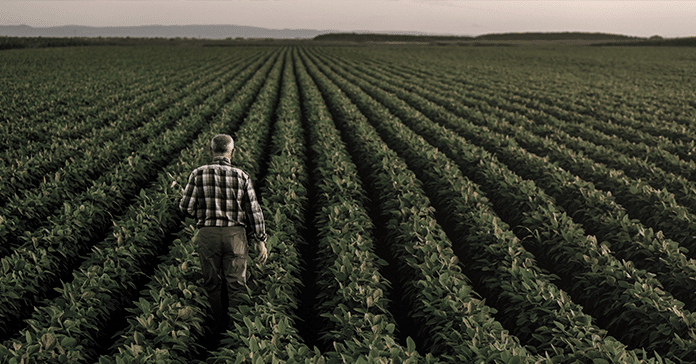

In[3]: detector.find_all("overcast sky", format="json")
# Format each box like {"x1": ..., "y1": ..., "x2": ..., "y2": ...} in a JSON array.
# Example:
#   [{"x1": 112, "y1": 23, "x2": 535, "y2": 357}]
[{"x1": 2, "y1": 1, "x2": 694, "y2": 38}]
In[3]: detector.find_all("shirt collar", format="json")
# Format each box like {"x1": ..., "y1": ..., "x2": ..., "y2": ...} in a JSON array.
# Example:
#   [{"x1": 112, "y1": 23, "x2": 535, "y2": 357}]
[{"x1": 212, "y1": 156, "x2": 232, "y2": 166}]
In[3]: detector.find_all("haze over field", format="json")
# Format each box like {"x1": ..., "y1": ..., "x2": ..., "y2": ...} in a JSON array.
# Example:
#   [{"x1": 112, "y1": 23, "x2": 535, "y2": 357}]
[{"x1": 2, "y1": 0, "x2": 695, "y2": 39}]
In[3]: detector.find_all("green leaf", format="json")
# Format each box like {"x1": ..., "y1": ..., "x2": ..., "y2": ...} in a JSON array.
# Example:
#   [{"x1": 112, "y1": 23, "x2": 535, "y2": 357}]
[
  {"x1": 41, "y1": 332, "x2": 57, "y2": 350},
  {"x1": 249, "y1": 336, "x2": 259, "y2": 352},
  {"x1": 61, "y1": 337, "x2": 77, "y2": 348},
  {"x1": 244, "y1": 317, "x2": 254, "y2": 331},
  {"x1": 407, "y1": 336, "x2": 416, "y2": 353}
]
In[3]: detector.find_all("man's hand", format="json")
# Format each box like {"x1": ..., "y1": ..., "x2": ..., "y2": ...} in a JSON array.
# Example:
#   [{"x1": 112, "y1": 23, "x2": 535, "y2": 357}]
[{"x1": 256, "y1": 240, "x2": 268, "y2": 264}]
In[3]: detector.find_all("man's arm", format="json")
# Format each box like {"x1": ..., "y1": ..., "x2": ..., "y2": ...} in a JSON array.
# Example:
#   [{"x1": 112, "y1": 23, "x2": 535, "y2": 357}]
[
  {"x1": 243, "y1": 177, "x2": 268, "y2": 264},
  {"x1": 243, "y1": 177, "x2": 267, "y2": 241},
  {"x1": 179, "y1": 172, "x2": 198, "y2": 217}
]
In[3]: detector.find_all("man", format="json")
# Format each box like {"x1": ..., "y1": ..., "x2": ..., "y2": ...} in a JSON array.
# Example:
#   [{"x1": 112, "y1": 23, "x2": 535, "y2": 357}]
[{"x1": 179, "y1": 134, "x2": 268, "y2": 333}]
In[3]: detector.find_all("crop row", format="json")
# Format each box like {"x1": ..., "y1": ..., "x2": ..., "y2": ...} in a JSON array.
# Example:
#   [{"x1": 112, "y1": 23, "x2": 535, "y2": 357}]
[
  {"x1": 0, "y1": 48, "x2": 283, "y2": 363},
  {"x1": 352, "y1": 47, "x2": 695, "y2": 140},
  {"x1": 357, "y1": 58, "x2": 696, "y2": 257},
  {"x1": 327, "y1": 49, "x2": 696, "y2": 314},
  {"x1": 0, "y1": 47, "x2": 227, "y2": 157},
  {"x1": 303, "y1": 50, "x2": 642, "y2": 361},
  {"x1": 295, "y1": 49, "x2": 426, "y2": 363},
  {"x1": 0, "y1": 48, "x2": 280, "y2": 345},
  {"x1": 206, "y1": 47, "x2": 305, "y2": 363},
  {"x1": 328, "y1": 50, "x2": 696, "y2": 300},
  {"x1": 0, "y1": 51, "x2": 252, "y2": 208},
  {"x1": 95, "y1": 49, "x2": 285, "y2": 364},
  {"x1": 299, "y1": 48, "x2": 546, "y2": 363},
  {"x1": 305, "y1": 48, "x2": 696, "y2": 361},
  {"x1": 2, "y1": 45, "x2": 694, "y2": 362},
  {"x1": 207, "y1": 49, "x2": 317, "y2": 363},
  {"x1": 0, "y1": 53, "x2": 264, "y2": 257},
  {"x1": 0, "y1": 47, "x2": 238, "y2": 153},
  {"x1": 358, "y1": 49, "x2": 696, "y2": 172}
]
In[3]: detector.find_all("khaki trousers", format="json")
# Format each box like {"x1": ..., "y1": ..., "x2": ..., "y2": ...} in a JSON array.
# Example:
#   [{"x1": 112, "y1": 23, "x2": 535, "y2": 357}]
[{"x1": 196, "y1": 226, "x2": 248, "y2": 331}]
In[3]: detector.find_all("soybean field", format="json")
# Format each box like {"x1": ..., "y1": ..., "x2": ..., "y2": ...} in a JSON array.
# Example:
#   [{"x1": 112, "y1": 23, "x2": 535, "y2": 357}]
[{"x1": 1, "y1": 44, "x2": 696, "y2": 363}]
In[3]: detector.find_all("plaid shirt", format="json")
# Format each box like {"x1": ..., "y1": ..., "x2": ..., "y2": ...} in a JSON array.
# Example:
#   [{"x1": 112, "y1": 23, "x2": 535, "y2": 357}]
[{"x1": 179, "y1": 156, "x2": 266, "y2": 241}]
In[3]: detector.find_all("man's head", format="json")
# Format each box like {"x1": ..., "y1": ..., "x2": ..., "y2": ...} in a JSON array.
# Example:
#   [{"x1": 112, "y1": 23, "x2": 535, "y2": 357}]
[{"x1": 211, "y1": 134, "x2": 234, "y2": 158}]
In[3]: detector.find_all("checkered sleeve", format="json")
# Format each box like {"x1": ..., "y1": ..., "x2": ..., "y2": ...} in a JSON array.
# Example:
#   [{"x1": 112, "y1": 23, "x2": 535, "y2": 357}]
[
  {"x1": 244, "y1": 176, "x2": 267, "y2": 242},
  {"x1": 179, "y1": 171, "x2": 198, "y2": 217}
]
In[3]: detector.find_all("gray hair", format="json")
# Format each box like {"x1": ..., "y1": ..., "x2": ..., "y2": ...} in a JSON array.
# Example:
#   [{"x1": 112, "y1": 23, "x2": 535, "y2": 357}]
[{"x1": 211, "y1": 134, "x2": 234, "y2": 155}]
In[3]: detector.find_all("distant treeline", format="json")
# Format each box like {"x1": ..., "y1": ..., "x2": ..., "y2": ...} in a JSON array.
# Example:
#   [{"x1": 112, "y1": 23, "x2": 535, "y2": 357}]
[
  {"x1": 313, "y1": 33, "x2": 474, "y2": 43},
  {"x1": 0, "y1": 35, "x2": 315, "y2": 51},
  {"x1": 313, "y1": 32, "x2": 645, "y2": 43},
  {"x1": 2, "y1": 32, "x2": 695, "y2": 51},
  {"x1": 474, "y1": 32, "x2": 643, "y2": 41},
  {"x1": 1, "y1": 36, "x2": 94, "y2": 50},
  {"x1": 595, "y1": 36, "x2": 696, "y2": 47},
  {"x1": 0, "y1": 36, "x2": 202, "y2": 50}
]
